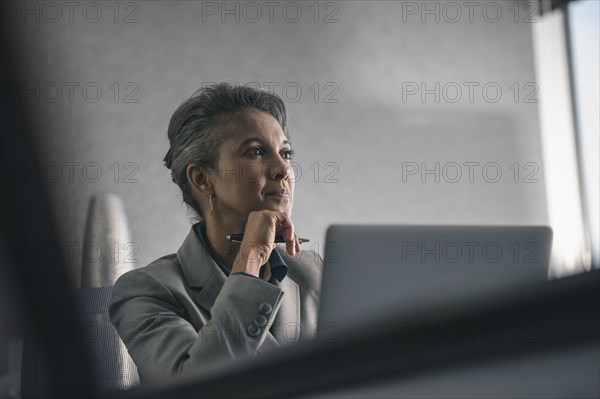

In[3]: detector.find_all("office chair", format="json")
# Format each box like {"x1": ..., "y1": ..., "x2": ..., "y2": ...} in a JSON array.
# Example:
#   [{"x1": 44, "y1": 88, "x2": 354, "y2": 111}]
[{"x1": 21, "y1": 193, "x2": 140, "y2": 397}]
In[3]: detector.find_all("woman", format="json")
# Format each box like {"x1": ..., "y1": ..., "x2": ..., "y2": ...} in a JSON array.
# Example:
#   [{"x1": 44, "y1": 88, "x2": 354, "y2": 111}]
[{"x1": 109, "y1": 83, "x2": 322, "y2": 382}]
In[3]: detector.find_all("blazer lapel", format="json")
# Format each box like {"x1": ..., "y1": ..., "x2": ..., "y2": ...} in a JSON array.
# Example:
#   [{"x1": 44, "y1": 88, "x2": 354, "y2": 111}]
[{"x1": 176, "y1": 226, "x2": 227, "y2": 312}]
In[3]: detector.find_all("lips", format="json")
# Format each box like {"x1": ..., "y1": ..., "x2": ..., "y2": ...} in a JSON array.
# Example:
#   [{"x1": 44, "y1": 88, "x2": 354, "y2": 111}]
[{"x1": 265, "y1": 188, "x2": 289, "y2": 197}]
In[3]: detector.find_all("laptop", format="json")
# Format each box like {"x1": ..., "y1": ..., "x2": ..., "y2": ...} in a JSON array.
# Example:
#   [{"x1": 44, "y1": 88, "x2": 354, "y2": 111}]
[{"x1": 317, "y1": 224, "x2": 553, "y2": 335}]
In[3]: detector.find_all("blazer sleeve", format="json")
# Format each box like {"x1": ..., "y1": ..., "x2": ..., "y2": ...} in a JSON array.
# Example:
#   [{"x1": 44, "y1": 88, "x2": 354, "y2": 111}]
[{"x1": 109, "y1": 270, "x2": 283, "y2": 381}]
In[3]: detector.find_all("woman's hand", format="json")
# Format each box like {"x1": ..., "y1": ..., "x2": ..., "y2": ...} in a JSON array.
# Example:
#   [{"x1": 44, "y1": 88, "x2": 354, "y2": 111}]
[{"x1": 231, "y1": 210, "x2": 301, "y2": 277}]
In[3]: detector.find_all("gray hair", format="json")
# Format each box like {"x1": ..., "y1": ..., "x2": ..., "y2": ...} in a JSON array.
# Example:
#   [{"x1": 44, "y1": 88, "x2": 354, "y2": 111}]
[{"x1": 163, "y1": 82, "x2": 289, "y2": 218}]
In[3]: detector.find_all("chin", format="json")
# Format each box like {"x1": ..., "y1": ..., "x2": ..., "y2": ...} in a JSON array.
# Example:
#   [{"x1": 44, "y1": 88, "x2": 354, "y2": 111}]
[
  {"x1": 268, "y1": 205, "x2": 291, "y2": 213},
  {"x1": 262, "y1": 202, "x2": 292, "y2": 214}
]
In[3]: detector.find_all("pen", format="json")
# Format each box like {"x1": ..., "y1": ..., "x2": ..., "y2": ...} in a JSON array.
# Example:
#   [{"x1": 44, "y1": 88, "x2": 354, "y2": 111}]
[{"x1": 226, "y1": 234, "x2": 310, "y2": 244}]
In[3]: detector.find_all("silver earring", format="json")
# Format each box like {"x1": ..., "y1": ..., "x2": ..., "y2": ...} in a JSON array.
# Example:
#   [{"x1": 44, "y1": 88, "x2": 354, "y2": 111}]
[{"x1": 209, "y1": 194, "x2": 214, "y2": 214}]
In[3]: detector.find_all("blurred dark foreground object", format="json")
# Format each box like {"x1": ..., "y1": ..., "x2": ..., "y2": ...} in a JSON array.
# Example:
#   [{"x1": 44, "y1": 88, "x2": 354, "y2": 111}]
[{"x1": 1, "y1": 55, "x2": 96, "y2": 398}]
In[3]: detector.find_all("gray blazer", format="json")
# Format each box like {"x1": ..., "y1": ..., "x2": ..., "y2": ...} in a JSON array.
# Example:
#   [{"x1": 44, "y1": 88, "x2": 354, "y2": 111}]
[{"x1": 109, "y1": 226, "x2": 322, "y2": 381}]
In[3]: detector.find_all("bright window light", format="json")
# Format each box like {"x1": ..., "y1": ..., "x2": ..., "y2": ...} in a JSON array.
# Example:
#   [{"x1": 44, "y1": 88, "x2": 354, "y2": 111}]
[
  {"x1": 567, "y1": 0, "x2": 600, "y2": 269},
  {"x1": 531, "y1": 6, "x2": 592, "y2": 277}
]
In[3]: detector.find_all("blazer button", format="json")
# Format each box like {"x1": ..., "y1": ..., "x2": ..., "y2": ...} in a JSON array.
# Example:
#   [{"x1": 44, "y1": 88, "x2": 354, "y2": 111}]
[
  {"x1": 247, "y1": 324, "x2": 261, "y2": 338},
  {"x1": 258, "y1": 302, "x2": 273, "y2": 315},
  {"x1": 254, "y1": 314, "x2": 268, "y2": 327}
]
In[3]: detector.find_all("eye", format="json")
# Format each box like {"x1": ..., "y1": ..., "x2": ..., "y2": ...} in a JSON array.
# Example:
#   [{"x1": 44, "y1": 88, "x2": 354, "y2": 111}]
[
  {"x1": 247, "y1": 147, "x2": 264, "y2": 157},
  {"x1": 281, "y1": 149, "x2": 295, "y2": 160}
]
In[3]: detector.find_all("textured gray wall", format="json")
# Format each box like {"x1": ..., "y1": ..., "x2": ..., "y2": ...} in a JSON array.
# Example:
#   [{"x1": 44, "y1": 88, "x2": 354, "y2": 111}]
[{"x1": 9, "y1": 0, "x2": 547, "y2": 283}]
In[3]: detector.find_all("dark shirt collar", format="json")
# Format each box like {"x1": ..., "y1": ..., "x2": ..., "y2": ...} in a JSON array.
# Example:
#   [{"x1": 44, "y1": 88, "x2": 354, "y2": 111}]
[{"x1": 192, "y1": 221, "x2": 288, "y2": 283}]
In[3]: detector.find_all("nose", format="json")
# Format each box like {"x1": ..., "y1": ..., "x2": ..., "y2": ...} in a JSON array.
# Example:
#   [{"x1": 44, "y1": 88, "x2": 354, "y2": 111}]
[{"x1": 270, "y1": 154, "x2": 291, "y2": 181}]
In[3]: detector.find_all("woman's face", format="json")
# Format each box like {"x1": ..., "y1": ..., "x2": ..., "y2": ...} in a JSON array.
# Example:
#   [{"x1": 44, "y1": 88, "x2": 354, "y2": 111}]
[{"x1": 209, "y1": 110, "x2": 295, "y2": 225}]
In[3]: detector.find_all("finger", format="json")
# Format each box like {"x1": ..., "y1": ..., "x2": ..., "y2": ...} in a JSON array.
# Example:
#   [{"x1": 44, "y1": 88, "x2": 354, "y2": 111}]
[
  {"x1": 286, "y1": 238, "x2": 295, "y2": 256},
  {"x1": 283, "y1": 228, "x2": 295, "y2": 256},
  {"x1": 274, "y1": 212, "x2": 296, "y2": 256},
  {"x1": 274, "y1": 212, "x2": 295, "y2": 243}
]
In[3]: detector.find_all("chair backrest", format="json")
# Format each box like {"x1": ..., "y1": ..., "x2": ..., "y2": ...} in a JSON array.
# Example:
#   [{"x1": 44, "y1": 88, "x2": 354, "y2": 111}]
[
  {"x1": 75, "y1": 287, "x2": 139, "y2": 392},
  {"x1": 79, "y1": 193, "x2": 140, "y2": 390}
]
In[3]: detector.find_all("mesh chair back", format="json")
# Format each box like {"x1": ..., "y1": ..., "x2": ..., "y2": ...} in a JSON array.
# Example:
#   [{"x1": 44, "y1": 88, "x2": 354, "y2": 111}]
[{"x1": 75, "y1": 287, "x2": 139, "y2": 391}]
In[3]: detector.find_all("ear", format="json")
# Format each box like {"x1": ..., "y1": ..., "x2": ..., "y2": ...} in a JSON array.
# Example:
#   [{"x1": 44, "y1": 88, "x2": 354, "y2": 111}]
[{"x1": 186, "y1": 164, "x2": 213, "y2": 196}]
